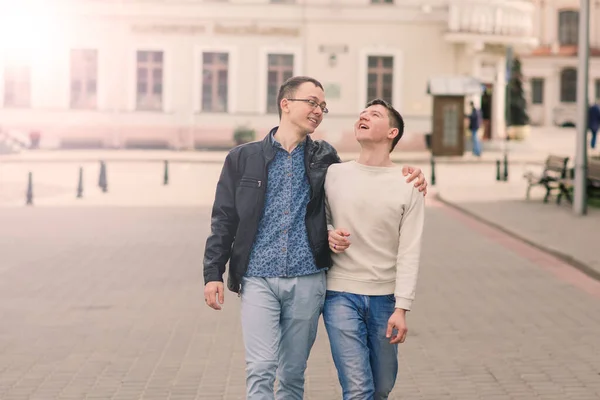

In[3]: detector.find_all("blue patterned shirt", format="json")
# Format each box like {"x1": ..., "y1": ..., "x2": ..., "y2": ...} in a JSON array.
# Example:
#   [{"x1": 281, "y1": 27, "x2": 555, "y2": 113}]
[{"x1": 245, "y1": 133, "x2": 320, "y2": 278}]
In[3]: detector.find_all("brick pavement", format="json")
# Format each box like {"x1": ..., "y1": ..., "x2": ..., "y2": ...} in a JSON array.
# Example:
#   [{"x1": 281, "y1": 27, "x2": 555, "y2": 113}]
[{"x1": 0, "y1": 202, "x2": 599, "y2": 399}]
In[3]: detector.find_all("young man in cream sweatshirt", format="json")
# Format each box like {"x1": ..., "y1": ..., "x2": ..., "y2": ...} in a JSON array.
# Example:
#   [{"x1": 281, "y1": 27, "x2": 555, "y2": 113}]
[{"x1": 324, "y1": 99, "x2": 425, "y2": 400}]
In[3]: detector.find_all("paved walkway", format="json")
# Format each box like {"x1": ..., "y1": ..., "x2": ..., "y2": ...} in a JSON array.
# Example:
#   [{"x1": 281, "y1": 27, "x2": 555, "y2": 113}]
[
  {"x1": 1, "y1": 197, "x2": 600, "y2": 399},
  {"x1": 429, "y1": 162, "x2": 600, "y2": 280}
]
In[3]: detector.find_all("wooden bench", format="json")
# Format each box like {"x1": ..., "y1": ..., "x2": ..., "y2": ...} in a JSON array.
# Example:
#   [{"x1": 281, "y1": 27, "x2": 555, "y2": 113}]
[
  {"x1": 523, "y1": 155, "x2": 570, "y2": 203},
  {"x1": 557, "y1": 159, "x2": 600, "y2": 204}
]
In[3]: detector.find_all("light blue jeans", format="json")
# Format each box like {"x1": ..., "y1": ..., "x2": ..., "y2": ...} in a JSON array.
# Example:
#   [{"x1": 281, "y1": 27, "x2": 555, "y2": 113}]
[
  {"x1": 240, "y1": 272, "x2": 326, "y2": 400},
  {"x1": 323, "y1": 290, "x2": 399, "y2": 400},
  {"x1": 471, "y1": 129, "x2": 482, "y2": 156}
]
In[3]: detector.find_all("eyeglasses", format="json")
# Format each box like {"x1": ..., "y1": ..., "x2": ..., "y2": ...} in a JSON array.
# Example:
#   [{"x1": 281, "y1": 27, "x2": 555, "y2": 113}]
[{"x1": 286, "y1": 98, "x2": 328, "y2": 114}]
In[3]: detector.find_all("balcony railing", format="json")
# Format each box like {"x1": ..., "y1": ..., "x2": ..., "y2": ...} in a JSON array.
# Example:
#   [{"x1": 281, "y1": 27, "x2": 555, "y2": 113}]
[{"x1": 448, "y1": 0, "x2": 534, "y2": 38}]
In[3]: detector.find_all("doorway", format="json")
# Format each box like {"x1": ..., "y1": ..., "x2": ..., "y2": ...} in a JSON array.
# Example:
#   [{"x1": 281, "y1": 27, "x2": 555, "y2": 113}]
[{"x1": 481, "y1": 84, "x2": 493, "y2": 140}]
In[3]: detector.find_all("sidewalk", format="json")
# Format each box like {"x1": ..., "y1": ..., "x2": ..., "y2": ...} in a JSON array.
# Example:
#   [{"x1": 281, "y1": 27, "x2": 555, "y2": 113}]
[
  {"x1": 0, "y1": 202, "x2": 599, "y2": 399},
  {"x1": 0, "y1": 147, "x2": 553, "y2": 165},
  {"x1": 432, "y1": 163, "x2": 600, "y2": 280},
  {"x1": 0, "y1": 126, "x2": 586, "y2": 165}
]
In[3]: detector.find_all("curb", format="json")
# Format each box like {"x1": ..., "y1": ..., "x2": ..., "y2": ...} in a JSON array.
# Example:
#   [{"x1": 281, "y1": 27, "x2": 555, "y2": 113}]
[
  {"x1": 435, "y1": 193, "x2": 600, "y2": 283},
  {"x1": 0, "y1": 155, "x2": 546, "y2": 166}
]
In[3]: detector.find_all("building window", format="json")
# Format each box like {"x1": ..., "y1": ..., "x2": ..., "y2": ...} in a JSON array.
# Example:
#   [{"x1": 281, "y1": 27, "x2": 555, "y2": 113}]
[
  {"x1": 371, "y1": 0, "x2": 393, "y2": 3},
  {"x1": 531, "y1": 78, "x2": 544, "y2": 104},
  {"x1": 266, "y1": 54, "x2": 294, "y2": 114},
  {"x1": 70, "y1": 49, "x2": 97, "y2": 109},
  {"x1": 558, "y1": 10, "x2": 579, "y2": 46},
  {"x1": 560, "y1": 68, "x2": 577, "y2": 103},
  {"x1": 3, "y1": 65, "x2": 30, "y2": 108},
  {"x1": 595, "y1": 79, "x2": 600, "y2": 101},
  {"x1": 136, "y1": 51, "x2": 163, "y2": 111},
  {"x1": 367, "y1": 56, "x2": 393, "y2": 104},
  {"x1": 202, "y1": 52, "x2": 228, "y2": 112}
]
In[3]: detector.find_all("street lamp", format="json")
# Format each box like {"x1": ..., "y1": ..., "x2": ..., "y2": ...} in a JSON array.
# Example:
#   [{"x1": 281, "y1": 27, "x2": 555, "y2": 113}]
[{"x1": 574, "y1": 0, "x2": 590, "y2": 215}]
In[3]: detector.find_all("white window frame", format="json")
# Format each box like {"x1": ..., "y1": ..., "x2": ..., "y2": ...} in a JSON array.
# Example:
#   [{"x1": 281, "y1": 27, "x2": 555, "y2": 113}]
[
  {"x1": 68, "y1": 48, "x2": 101, "y2": 110},
  {"x1": 358, "y1": 48, "x2": 403, "y2": 112},
  {"x1": 193, "y1": 45, "x2": 239, "y2": 114},
  {"x1": 258, "y1": 46, "x2": 303, "y2": 115},
  {"x1": 128, "y1": 45, "x2": 170, "y2": 112}
]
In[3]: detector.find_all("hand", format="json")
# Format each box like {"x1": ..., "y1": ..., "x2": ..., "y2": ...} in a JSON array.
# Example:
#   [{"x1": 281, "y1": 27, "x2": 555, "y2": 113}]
[
  {"x1": 328, "y1": 228, "x2": 351, "y2": 253},
  {"x1": 204, "y1": 281, "x2": 225, "y2": 310},
  {"x1": 402, "y1": 166, "x2": 427, "y2": 196},
  {"x1": 386, "y1": 309, "x2": 408, "y2": 344}
]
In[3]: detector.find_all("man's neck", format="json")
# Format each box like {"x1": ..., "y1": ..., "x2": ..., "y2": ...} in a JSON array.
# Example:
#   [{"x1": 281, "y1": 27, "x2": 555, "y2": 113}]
[
  {"x1": 356, "y1": 145, "x2": 394, "y2": 167},
  {"x1": 274, "y1": 122, "x2": 307, "y2": 153}
]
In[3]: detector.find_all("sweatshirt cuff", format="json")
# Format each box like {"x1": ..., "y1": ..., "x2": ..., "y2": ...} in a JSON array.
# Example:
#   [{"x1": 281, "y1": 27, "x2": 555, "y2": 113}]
[
  {"x1": 327, "y1": 224, "x2": 335, "y2": 231},
  {"x1": 395, "y1": 296, "x2": 412, "y2": 311}
]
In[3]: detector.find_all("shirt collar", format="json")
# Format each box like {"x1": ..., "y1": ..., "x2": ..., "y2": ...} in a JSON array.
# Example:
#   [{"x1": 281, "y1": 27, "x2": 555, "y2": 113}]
[{"x1": 271, "y1": 131, "x2": 306, "y2": 152}]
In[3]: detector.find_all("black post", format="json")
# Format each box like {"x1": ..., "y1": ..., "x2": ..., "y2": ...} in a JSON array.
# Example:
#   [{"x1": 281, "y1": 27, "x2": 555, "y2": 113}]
[
  {"x1": 98, "y1": 161, "x2": 107, "y2": 193},
  {"x1": 163, "y1": 160, "x2": 169, "y2": 185},
  {"x1": 77, "y1": 167, "x2": 84, "y2": 198},
  {"x1": 496, "y1": 160, "x2": 501, "y2": 181},
  {"x1": 26, "y1": 172, "x2": 33, "y2": 206},
  {"x1": 503, "y1": 153, "x2": 509, "y2": 181},
  {"x1": 430, "y1": 156, "x2": 436, "y2": 186}
]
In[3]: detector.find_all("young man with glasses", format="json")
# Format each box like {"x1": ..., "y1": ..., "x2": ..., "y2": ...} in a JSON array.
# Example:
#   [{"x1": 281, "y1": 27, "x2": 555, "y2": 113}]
[{"x1": 203, "y1": 76, "x2": 428, "y2": 399}]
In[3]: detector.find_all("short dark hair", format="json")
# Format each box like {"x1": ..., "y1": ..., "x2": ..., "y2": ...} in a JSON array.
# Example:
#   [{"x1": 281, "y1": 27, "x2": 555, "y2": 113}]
[
  {"x1": 277, "y1": 76, "x2": 324, "y2": 119},
  {"x1": 365, "y1": 98, "x2": 405, "y2": 151}
]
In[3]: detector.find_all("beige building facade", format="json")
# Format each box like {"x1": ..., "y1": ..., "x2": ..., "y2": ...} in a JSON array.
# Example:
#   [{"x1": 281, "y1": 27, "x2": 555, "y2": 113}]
[
  {"x1": 523, "y1": 0, "x2": 600, "y2": 127},
  {"x1": 0, "y1": 0, "x2": 537, "y2": 152}
]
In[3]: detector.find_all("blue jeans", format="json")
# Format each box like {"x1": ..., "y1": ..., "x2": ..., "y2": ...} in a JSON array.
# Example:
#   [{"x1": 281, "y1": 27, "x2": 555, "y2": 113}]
[
  {"x1": 591, "y1": 129, "x2": 598, "y2": 149},
  {"x1": 471, "y1": 129, "x2": 481, "y2": 156},
  {"x1": 323, "y1": 291, "x2": 399, "y2": 400},
  {"x1": 240, "y1": 272, "x2": 326, "y2": 400}
]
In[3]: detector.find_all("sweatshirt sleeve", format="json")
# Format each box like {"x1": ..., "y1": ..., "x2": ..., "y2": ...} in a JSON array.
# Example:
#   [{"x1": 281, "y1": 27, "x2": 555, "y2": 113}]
[
  {"x1": 394, "y1": 186, "x2": 425, "y2": 310},
  {"x1": 325, "y1": 168, "x2": 335, "y2": 232}
]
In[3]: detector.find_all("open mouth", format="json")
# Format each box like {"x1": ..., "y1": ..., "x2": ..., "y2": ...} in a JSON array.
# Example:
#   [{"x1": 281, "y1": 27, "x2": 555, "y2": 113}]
[
  {"x1": 359, "y1": 123, "x2": 369, "y2": 130},
  {"x1": 308, "y1": 117, "x2": 318, "y2": 124}
]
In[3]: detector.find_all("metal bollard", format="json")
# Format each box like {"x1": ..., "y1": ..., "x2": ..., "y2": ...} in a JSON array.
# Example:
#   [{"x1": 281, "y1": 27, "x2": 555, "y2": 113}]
[
  {"x1": 430, "y1": 156, "x2": 436, "y2": 186},
  {"x1": 98, "y1": 160, "x2": 107, "y2": 193},
  {"x1": 26, "y1": 172, "x2": 33, "y2": 206},
  {"x1": 503, "y1": 154, "x2": 509, "y2": 181},
  {"x1": 77, "y1": 167, "x2": 84, "y2": 198},
  {"x1": 163, "y1": 160, "x2": 169, "y2": 185},
  {"x1": 496, "y1": 160, "x2": 501, "y2": 181}
]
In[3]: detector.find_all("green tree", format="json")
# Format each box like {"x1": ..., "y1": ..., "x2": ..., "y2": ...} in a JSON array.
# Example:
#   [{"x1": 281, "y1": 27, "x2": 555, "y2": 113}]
[{"x1": 507, "y1": 57, "x2": 530, "y2": 126}]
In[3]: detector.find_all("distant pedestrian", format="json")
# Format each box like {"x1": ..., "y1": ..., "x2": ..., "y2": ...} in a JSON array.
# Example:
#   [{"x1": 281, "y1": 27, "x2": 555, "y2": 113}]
[
  {"x1": 588, "y1": 100, "x2": 600, "y2": 150},
  {"x1": 467, "y1": 101, "x2": 482, "y2": 157}
]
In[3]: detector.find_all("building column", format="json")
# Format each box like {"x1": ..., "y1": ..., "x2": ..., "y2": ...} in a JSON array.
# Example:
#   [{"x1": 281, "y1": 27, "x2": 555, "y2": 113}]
[
  {"x1": 544, "y1": 70, "x2": 557, "y2": 126},
  {"x1": 471, "y1": 53, "x2": 482, "y2": 108},
  {"x1": 492, "y1": 55, "x2": 506, "y2": 139}
]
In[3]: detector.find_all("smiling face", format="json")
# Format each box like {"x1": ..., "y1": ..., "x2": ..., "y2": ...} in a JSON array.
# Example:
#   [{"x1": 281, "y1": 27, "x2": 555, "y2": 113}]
[
  {"x1": 280, "y1": 82, "x2": 326, "y2": 135},
  {"x1": 354, "y1": 104, "x2": 398, "y2": 147}
]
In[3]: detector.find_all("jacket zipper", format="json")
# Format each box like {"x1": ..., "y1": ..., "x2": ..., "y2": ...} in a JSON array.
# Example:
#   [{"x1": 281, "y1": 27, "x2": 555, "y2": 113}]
[{"x1": 238, "y1": 160, "x2": 270, "y2": 293}]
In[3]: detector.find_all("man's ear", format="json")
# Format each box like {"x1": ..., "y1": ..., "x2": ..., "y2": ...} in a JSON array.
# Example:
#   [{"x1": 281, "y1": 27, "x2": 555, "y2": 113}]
[
  {"x1": 280, "y1": 98, "x2": 290, "y2": 115},
  {"x1": 387, "y1": 128, "x2": 399, "y2": 140}
]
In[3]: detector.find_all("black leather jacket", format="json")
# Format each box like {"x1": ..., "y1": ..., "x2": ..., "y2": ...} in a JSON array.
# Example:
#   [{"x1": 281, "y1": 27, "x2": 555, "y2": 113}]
[{"x1": 203, "y1": 127, "x2": 341, "y2": 293}]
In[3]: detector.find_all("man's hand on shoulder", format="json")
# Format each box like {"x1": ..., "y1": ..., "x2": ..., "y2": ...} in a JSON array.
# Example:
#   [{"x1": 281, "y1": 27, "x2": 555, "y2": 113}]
[
  {"x1": 204, "y1": 281, "x2": 225, "y2": 310},
  {"x1": 402, "y1": 165, "x2": 427, "y2": 196}
]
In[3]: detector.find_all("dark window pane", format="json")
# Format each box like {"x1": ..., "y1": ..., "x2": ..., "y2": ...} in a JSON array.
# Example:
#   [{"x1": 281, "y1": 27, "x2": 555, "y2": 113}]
[
  {"x1": 382, "y1": 57, "x2": 393, "y2": 69},
  {"x1": 137, "y1": 82, "x2": 147, "y2": 94},
  {"x1": 152, "y1": 68, "x2": 162, "y2": 83}
]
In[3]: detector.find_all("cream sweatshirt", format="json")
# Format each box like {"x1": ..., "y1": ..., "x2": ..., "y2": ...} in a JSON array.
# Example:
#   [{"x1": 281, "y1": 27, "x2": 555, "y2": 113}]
[{"x1": 324, "y1": 161, "x2": 425, "y2": 310}]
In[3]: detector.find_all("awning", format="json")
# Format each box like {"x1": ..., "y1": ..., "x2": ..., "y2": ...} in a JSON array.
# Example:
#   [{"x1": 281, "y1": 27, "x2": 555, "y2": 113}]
[{"x1": 427, "y1": 75, "x2": 483, "y2": 96}]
